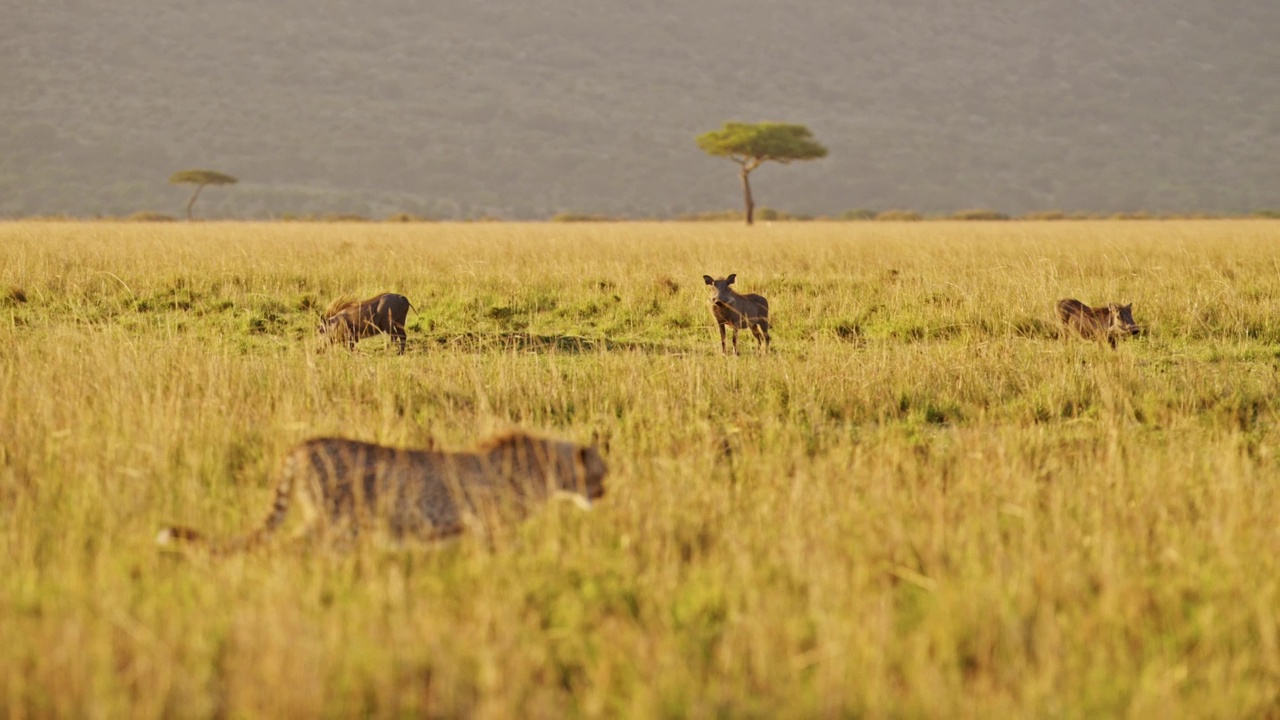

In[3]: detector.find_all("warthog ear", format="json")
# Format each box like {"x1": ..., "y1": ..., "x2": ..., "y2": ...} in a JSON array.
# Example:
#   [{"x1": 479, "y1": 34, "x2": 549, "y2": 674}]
[
  {"x1": 726, "y1": 273, "x2": 736, "y2": 285},
  {"x1": 703, "y1": 275, "x2": 714, "y2": 285}
]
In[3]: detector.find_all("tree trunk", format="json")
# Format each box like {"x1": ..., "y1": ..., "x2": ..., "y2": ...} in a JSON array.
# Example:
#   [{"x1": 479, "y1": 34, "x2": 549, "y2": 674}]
[
  {"x1": 739, "y1": 167, "x2": 755, "y2": 226},
  {"x1": 185, "y1": 184, "x2": 205, "y2": 221}
]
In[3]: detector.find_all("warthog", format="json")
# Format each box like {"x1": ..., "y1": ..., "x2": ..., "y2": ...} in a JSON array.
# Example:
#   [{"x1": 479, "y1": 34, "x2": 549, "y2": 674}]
[
  {"x1": 1056, "y1": 298, "x2": 1141, "y2": 349},
  {"x1": 703, "y1": 273, "x2": 770, "y2": 354},
  {"x1": 319, "y1": 293, "x2": 413, "y2": 354}
]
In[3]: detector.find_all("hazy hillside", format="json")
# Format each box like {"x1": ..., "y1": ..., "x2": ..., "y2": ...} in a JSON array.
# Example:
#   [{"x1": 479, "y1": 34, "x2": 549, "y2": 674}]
[{"x1": 3, "y1": 0, "x2": 1277, "y2": 218}]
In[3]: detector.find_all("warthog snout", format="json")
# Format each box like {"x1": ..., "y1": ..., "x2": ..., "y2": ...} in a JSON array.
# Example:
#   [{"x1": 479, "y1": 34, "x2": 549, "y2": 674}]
[
  {"x1": 319, "y1": 293, "x2": 414, "y2": 354},
  {"x1": 704, "y1": 273, "x2": 771, "y2": 355},
  {"x1": 1057, "y1": 298, "x2": 1141, "y2": 349}
]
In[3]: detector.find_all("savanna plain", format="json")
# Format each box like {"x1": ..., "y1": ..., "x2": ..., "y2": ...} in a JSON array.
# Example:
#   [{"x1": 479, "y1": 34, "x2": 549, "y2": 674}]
[{"x1": 2, "y1": 221, "x2": 1280, "y2": 719}]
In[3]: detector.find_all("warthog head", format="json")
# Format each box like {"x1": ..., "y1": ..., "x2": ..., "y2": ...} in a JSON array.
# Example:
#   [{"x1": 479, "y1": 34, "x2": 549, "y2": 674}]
[
  {"x1": 1107, "y1": 303, "x2": 1142, "y2": 338},
  {"x1": 316, "y1": 312, "x2": 353, "y2": 343},
  {"x1": 703, "y1": 273, "x2": 739, "y2": 305}
]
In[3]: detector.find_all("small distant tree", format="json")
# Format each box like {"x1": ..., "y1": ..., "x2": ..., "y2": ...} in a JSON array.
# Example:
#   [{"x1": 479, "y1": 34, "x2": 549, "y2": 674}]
[
  {"x1": 168, "y1": 169, "x2": 238, "y2": 220},
  {"x1": 951, "y1": 208, "x2": 1009, "y2": 221},
  {"x1": 696, "y1": 122, "x2": 828, "y2": 225}
]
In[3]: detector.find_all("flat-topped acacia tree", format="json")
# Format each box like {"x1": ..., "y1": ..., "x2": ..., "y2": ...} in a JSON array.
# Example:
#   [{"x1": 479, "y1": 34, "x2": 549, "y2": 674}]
[
  {"x1": 696, "y1": 122, "x2": 828, "y2": 225},
  {"x1": 168, "y1": 169, "x2": 238, "y2": 221}
]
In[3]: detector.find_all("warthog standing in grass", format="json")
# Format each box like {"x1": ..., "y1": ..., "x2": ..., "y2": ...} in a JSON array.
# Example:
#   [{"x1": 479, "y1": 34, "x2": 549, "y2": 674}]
[
  {"x1": 1056, "y1": 298, "x2": 1141, "y2": 349},
  {"x1": 704, "y1": 273, "x2": 770, "y2": 354},
  {"x1": 319, "y1": 293, "x2": 413, "y2": 354}
]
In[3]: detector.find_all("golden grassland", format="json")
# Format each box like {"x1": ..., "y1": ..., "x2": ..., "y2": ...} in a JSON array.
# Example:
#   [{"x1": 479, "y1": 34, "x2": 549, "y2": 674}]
[{"x1": 2, "y1": 220, "x2": 1279, "y2": 718}]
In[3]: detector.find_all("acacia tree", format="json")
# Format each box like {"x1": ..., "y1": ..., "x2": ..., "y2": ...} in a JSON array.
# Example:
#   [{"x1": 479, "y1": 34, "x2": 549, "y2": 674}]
[
  {"x1": 168, "y1": 169, "x2": 238, "y2": 220},
  {"x1": 696, "y1": 122, "x2": 828, "y2": 225}
]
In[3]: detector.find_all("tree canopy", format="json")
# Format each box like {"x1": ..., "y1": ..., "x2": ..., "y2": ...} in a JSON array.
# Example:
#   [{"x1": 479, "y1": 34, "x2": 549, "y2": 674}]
[
  {"x1": 168, "y1": 169, "x2": 237, "y2": 220},
  {"x1": 696, "y1": 123, "x2": 827, "y2": 225},
  {"x1": 168, "y1": 169, "x2": 238, "y2": 187},
  {"x1": 696, "y1": 122, "x2": 829, "y2": 168}
]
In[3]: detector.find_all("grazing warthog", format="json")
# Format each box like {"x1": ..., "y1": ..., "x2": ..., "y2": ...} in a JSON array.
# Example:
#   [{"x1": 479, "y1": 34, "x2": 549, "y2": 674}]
[
  {"x1": 1056, "y1": 298, "x2": 1141, "y2": 349},
  {"x1": 703, "y1": 273, "x2": 770, "y2": 354},
  {"x1": 319, "y1": 293, "x2": 413, "y2": 354}
]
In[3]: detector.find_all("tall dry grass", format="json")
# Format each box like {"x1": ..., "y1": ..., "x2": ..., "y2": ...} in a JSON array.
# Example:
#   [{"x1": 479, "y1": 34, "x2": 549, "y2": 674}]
[{"x1": 1, "y1": 221, "x2": 1279, "y2": 717}]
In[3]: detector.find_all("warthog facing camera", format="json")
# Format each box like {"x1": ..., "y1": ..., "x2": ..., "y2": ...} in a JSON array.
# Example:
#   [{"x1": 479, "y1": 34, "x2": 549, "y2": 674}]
[
  {"x1": 1056, "y1": 298, "x2": 1141, "y2": 349},
  {"x1": 704, "y1": 273, "x2": 770, "y2": 354},
  {"x1": 319, "y1": 293, "x2": 413, "y2": 354}
]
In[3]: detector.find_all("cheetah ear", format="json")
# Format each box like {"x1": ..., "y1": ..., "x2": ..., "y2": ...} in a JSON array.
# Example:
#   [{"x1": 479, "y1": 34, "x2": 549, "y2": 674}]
[
  {"x1": 703, "y1": 275, "x2": 714, "y2": 285},
  {"x1": 589, "y1": 430, "x2": 611, "y2": 455},
  {"x1": 572, "y1": 447, "x2": 590, "y2": 484},
  {"x1": 726, "y1": 273, "x2": 736, "y2": 285}
]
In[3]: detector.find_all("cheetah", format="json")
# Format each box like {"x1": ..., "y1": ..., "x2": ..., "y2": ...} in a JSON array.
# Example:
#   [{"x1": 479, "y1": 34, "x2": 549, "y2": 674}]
[{"x1": 156, "y1": 432, "x2": 607, "y2": 552}]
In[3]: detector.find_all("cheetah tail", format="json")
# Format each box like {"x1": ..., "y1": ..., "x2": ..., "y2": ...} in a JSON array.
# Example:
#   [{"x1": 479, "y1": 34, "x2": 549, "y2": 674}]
[
  {"x1": 155, "y1": 476, "x2": 294, "y2": 553},
  {"x1": 154, "y1": 525, "x2": 209, "y2": 546}
]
